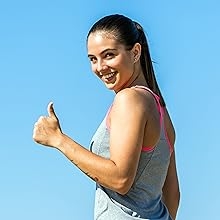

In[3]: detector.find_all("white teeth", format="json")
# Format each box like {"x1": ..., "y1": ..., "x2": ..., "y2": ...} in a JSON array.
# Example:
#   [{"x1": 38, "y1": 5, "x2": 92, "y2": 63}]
[{"x1": 104, "y1": 72, "x2": 116, "y2": 79}]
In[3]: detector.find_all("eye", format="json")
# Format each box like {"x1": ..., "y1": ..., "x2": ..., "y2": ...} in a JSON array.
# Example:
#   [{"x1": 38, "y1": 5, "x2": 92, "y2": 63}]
[
  {"x1": 105, "y1": 52, "x2": 115, "y2": 59},
  {"x1": 89, "y1": 56, "x2": 97, "y2": 64}
]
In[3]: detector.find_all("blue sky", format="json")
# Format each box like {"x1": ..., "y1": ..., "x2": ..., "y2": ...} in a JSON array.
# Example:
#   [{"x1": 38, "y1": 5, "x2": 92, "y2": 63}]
[{"x1": 0, "y1": 0, "x2": 219, "y2": 219}]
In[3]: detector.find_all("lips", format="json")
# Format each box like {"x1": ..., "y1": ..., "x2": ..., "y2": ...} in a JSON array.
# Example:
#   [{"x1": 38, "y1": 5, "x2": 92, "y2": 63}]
[{"x1": 103, "y1": 72, "x2": 117, "y2": 81}]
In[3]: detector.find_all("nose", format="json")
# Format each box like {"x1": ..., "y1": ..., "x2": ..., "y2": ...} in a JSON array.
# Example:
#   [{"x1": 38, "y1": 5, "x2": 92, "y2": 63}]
[{"x1": 96, "y1": 59, "x2": 108, "y2": 73}]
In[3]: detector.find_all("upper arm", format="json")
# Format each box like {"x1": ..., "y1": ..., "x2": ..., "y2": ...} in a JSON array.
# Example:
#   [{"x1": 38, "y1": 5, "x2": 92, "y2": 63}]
[
  {"x1": 108, "y1": 89, "x2": 148, "y2": 189},
  {"x1": 162, "y1": 150, "x2": 180, "y2": 219},
  {"x1": 163, "y1": 150, "x2": 180, "y2": 196}
]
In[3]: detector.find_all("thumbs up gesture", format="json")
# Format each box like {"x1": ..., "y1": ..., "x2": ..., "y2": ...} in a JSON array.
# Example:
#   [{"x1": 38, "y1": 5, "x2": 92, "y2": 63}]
[{"x1": 33, "y1": 102, "x2": 63, "y2": 147}]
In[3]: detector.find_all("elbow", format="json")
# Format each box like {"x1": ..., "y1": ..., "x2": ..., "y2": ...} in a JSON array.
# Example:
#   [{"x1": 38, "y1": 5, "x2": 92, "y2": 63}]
[
  {"x1": 117, "y1": 187, "x2": 130, "y2": 196},
  {"x1": 114, "y1": 177, "x2": 133, "y2": 195}
]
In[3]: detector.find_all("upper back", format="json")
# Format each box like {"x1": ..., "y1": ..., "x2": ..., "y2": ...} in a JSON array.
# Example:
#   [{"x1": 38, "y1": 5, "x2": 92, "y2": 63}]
[{"x1": 133, "y1": 86, "x2": 175, "y2": 153}]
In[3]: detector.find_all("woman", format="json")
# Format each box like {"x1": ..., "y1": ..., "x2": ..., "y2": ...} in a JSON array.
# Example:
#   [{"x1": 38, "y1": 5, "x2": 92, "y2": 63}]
[{"x1": 33, "y1": 14, "x2": 180, "y2": 219}]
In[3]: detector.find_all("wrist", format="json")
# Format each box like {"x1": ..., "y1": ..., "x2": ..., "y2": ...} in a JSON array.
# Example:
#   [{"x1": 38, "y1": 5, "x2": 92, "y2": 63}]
[
  {"x1": 55, "y1": 132, "x2": 66, "y2": 151},
  {"x1": 55, "y1": 133, "x2": 73, "y2": 155}
]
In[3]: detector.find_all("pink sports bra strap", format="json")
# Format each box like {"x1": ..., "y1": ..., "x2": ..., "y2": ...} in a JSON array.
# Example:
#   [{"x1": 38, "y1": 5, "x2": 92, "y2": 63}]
[
  {"x1": 105, "y1": 86, "x2": 173, "y2": 154},
  {"x1": 134, "y1": 86, "x2": 173, "y2": 154},
  {"x1": 105, "y1": 87, "x2": 163, "y2": 130},
  {"x1": 133, "y1": 86, "x2": 164, "y2": 152},
  {"x1": 134, "y1": 85, "x2": 163, "y2": 126}
]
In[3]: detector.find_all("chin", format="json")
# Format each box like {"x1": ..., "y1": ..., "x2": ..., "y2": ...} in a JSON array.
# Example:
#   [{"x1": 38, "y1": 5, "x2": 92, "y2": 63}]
[
  {"x1": 105, "y1": 83, "x2": 122, "y2": 93},
  {"x1": 105, "y1": 84, "x2": 115, "y2": 90}
]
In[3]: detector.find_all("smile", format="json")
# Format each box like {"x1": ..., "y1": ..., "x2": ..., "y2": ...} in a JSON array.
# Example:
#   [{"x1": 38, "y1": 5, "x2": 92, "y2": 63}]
[{"x1": 103, "y1": 72, "x2": 117, "y2": 80}]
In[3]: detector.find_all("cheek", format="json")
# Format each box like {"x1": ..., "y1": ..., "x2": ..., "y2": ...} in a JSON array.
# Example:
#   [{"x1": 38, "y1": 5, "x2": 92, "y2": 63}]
[
  {"x1": 115, "y1": 55, "x2": 133, "y2": 70},
  {"x1": 118, "y1": 59, "x2": 133, "y2": 74},
  {"x1": 90, "y1": 63, "x2": 97, "y2": 73},
  {"x1": 91, "y1": 65, "x2": 100, "y2": 78}
]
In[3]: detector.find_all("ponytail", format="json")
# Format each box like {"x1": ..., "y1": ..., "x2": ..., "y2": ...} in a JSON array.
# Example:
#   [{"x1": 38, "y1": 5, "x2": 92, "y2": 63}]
[{"x1": 134, "y1": 22, "x2": 166, "y2": 107}]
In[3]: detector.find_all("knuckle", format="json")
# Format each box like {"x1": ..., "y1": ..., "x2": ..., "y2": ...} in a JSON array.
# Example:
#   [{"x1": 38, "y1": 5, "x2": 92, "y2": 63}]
[
  {"x1": 32, "y1": 134, "x2": 37, "y2": 141},
  {"x1": 39, "y1": 116, "x2": 44, "y2": 121}
]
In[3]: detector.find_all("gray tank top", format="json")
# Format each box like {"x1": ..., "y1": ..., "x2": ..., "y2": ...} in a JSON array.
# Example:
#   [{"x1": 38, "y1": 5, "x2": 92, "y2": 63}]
[{"x1": 90, "y1": 86, "x2": 173, "y2": 220}]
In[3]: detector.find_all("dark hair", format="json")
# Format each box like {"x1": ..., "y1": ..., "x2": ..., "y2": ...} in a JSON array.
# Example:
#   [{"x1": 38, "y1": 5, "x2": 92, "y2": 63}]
[{"x1": 87, "y1": 14, "x2": 165, "y2": 107}]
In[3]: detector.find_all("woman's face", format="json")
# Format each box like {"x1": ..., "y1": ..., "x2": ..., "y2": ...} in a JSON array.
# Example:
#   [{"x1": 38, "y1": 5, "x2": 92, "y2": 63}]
[{"x1": 87, "y1": 32, "x2": 135, "y2": 92}]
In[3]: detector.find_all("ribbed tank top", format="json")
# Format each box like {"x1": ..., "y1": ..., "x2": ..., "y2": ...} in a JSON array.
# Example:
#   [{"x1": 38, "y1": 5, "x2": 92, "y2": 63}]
[{"x1": 90, "y1": 86, "x2": 172, "y2": 220}]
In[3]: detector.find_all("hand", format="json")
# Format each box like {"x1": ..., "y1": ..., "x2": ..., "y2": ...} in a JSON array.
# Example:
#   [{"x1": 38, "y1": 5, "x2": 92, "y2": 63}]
[{"x1": 33, "y1": 102, "x2": 63, "y2": 147}]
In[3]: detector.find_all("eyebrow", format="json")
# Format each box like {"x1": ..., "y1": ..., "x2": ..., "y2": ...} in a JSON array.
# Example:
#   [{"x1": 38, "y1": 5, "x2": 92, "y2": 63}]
[{"x1": 88, "y1": 48, "x2": 117, "y2": 57}]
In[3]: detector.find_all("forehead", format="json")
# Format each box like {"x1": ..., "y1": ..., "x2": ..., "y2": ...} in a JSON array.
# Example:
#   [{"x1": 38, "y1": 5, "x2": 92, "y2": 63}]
[{"x1": 87, "y1": 32, "x2": 124, "y2": 54}]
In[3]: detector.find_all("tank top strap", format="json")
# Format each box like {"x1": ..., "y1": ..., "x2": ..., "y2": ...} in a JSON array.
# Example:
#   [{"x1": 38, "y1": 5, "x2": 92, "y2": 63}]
[
  {"x1": 133, "y1": 85, "x2": 163, "y2": 126},
  {"x1": 105, "y1": 85, "x2": 173, "y2": 154},
  {"x1": 133, "y1": 85, "x2": 173, "y2": 154},
  {"x1": 105, "y1": 86, "x2": 163, "y2": 130}
]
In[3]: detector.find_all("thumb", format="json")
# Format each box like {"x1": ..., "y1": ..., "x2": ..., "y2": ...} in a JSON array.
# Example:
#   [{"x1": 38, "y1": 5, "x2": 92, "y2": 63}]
[{"x1": 47, "y1": 101, "x2": 57, "y2": 119}]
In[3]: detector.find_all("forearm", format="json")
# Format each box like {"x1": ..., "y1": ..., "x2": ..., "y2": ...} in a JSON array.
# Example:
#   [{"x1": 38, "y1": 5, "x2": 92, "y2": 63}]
[{"x1": 56, "y1": 133, "x2": 128, "y2": 194}]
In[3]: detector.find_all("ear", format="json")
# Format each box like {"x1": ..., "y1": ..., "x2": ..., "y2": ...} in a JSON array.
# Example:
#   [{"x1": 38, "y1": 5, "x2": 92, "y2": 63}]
[{"x1": 131, "y1": 43, "x2": 141, "y2": 63}]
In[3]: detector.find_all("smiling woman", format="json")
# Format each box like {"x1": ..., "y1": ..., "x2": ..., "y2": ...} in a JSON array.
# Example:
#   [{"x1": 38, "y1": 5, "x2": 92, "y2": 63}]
[
  {"x1": 33, "y1": 14, "x2": 180, "y2": 220},
  {"x1": 87, "y1": 32, "x2": 140, "y2": 93}
]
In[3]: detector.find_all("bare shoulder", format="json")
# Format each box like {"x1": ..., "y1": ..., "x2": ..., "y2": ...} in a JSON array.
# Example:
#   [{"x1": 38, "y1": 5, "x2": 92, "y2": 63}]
[
  {"x1": 111, "y1": 87, "x2": 161, "y2": 149},
  {"x1": 113, "y1": 87, "x2": 156, "y2": 112}
]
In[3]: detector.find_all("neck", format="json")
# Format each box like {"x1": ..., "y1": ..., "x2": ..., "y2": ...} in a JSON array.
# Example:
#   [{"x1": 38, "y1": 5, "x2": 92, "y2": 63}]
[{"x1": 115, "y1": 68, "x2": 148, "y2": 93}]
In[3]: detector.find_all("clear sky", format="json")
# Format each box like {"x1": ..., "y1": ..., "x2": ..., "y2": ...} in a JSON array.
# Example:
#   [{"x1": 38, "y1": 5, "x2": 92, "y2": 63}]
[{"x1": 0, "y1": 0, "x2": 219, "y2": 219}]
